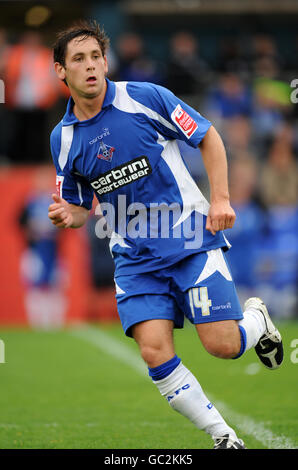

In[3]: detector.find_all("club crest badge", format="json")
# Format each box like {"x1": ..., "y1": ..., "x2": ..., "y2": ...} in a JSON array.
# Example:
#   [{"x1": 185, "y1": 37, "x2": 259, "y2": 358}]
[{"x1": 97, "y1": 140, "x2": 115, "y2": 162}]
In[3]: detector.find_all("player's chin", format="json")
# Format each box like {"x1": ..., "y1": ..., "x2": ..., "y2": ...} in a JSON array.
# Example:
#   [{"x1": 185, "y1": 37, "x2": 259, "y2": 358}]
[{"x1": 82, "y1": 84, "x2": 101, "y2": 98}]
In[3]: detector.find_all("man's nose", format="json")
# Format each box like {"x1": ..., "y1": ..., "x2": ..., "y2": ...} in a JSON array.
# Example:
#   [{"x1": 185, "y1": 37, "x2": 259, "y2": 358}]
[{"x1": 86, "y1": 58, "x2": 95, "y2": 70}]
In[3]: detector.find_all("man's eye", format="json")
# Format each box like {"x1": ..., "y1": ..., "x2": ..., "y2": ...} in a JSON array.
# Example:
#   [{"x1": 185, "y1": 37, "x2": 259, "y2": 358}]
[{"x1": 75, "y1": 57, "x2": 82, "y2": 62}]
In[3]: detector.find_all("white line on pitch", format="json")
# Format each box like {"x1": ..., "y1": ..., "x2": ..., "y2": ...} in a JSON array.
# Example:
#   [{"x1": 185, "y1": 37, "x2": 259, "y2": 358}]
[
  {"x1": 208, "y1": 398, "x2": 297, "y2": 450},
  {"x1": 69, "y1": 324, "x2": 147, "y2": 376},
  {"x1": 69, "y1": 324, "x2": 298, "y2": 450}
]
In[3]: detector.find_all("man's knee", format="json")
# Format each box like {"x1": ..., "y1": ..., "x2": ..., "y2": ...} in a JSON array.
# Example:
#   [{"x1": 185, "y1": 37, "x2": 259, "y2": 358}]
[
  {"x1": 203, "y1": 338, "x2": 240, "y2": 359},
  {"x1": 132, "y1": 319, "x2": 175, "y2": 368},
  {"x1": 139, "y1": 344, "x2": 165, "y2": 367}
]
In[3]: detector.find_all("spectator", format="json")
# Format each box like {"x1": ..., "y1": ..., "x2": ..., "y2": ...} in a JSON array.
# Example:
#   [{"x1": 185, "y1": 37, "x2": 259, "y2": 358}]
[
  {"x1": 251, "y1": 34, "x2": 283, "y2": 75},
  {"x1": 19, "y1": 166, "x2": 67, "y2": 328},
  {"x1": 204, "y1": 73, "x2": 252, "y2": 126},
  {"x1": 254, "y1": 205, "x2": 298, "y2": 318},
  {"x1": 166, "y1": 31, "x2": 212, "y2": 98},
  {"x1": 250, "y1": 79, "x2": 288, "y2": 149},
  {"x1": 217, "y1": 36, "x2": 251, "y2": 81},
  {"x1": 4, "y1": 30, "x2": 66, "y2": 163},
  {"x1": 222, "y1": 115, "x2": 258, "y2": 160},
  {"x1": 260, "y1": 129, "x2": 297, "y2": 207},
  {"x1": 254, "y1": 122, "x2": 297, "y2": 318},
  {"x1": 115, "y1": 32, "x2": 162, "y2": 84},
  {"x1": 225, "y1": 155, "x2": 265, "y2": 292},
  {"x1": 250, "y1": 35, "x2": 293, "y2": 145}
]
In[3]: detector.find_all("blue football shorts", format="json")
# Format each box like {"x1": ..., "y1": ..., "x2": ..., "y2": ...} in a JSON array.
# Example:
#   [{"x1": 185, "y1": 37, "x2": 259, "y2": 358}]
[{"x1": 115, "y1": 248, "x2": 244, "y2": 337}]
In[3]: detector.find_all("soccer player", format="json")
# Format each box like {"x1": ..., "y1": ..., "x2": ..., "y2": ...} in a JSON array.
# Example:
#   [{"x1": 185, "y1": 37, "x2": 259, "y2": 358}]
[{"x1": 48, "y1": 21, "x2": 283, "y2": 449}]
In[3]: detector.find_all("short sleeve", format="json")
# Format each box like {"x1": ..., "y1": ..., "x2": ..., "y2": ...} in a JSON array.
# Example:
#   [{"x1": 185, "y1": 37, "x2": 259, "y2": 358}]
[
  {"x1": 50, "y1": 124, "x2": 94, "y2": 210},
  {"x1": 126, "y1": 82, "x2": 212, "y2": 148}
]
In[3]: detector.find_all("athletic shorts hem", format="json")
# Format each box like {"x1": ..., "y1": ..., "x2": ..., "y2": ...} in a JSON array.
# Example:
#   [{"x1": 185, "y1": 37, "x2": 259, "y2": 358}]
[
  {"x1": 189, "y1": 312, "x2": 243, "y2": 325},
  {"x1": 124, "y1": 316, "x2": 184, "y2": 338}
]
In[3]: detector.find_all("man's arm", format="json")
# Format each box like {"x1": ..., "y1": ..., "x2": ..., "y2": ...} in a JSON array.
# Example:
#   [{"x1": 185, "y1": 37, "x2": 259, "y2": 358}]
[
  {"x1": 199, "y1": 125, "x2": 236, "y2": 235},
  {"x1": 48, "y1": 194, "x2": 89, "y2": 228}
]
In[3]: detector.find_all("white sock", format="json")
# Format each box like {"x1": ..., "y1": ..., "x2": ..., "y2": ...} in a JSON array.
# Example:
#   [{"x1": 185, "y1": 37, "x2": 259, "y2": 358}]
[
  {"x1": 153, "y1": 361, "x2": 237, "y2": 438},
  {"x1": 238, "y1": 308, "x2": 266, "y2": 351}
]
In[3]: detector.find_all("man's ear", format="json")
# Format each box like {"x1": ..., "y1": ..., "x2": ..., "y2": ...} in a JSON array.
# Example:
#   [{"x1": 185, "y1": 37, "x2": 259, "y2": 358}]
[
  {"x1": 54, "y1": 62, "x2": 66, "y2": 81},
  {"x1": 104, "y1": 55, "x2": 108, "y2": 75}
]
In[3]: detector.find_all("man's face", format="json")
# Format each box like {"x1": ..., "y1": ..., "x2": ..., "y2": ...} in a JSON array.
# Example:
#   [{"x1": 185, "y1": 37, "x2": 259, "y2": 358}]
[{"x1": 56, "y1": 36, "x2": 108, "y2": 99}]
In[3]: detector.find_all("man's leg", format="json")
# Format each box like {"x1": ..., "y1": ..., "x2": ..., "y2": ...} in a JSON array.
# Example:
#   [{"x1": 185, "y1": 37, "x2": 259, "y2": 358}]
[
  {"x1": 132, "y1": 319, "x2": 175, "y2": 368},
  {"x1": 177, "y1": 250, "x2": 283, "y2": 367},
  {"x1": 195, "y1": 319, "x2": 241, "y2": 359},
  {"x1": 196, "y1": 299, "x2": 283, "y2": 369},
  {"x1": 239, "y1": 297, "x2": 283, "y2": 369},
  {"x1": 132, "y1": 319, "x2": 245, "y2": 447}
]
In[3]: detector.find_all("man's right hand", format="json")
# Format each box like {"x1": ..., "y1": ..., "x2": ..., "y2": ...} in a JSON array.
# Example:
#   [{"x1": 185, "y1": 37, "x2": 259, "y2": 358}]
[{"x1": 48, "y1": 193, "x2": 74, "y2": 228}]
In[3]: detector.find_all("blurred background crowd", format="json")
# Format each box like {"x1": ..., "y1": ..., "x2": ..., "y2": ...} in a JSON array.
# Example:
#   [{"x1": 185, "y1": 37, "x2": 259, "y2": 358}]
[{"x1": 0, "y1": 0, "x2": 297, "y2": 328}]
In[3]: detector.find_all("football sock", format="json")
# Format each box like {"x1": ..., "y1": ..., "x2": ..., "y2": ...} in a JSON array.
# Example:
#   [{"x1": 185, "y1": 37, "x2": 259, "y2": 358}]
[
  {"x1": 237, "y1": 307, "x2": 267, "y2": 354},
  {"x1": 149, "y1": 357, "x2": 237, "y2": 438},
  {"x1": 148, "y1": 354, "x2": 181, "y2": 380}
]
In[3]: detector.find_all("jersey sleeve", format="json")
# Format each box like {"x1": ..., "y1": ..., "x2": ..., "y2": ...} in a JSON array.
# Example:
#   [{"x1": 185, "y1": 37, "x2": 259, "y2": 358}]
[
  {"x1": 126, "y1": 82, "x2": 212, "y2": 148},
  {"x1": 50, "y1": 124, "x2": 94, "y2": 210}
]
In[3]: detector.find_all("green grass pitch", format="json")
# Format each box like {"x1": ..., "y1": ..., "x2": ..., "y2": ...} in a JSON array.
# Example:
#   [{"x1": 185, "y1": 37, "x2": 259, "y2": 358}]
[{"x1": 0, "y1": 321, "x2": 297, "y2": 449}]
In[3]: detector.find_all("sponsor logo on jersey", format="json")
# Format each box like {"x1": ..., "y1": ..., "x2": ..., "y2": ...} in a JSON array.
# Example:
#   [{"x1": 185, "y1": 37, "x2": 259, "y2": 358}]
[
  {"x1": 90, "y1": 156, "x2": 152, "y2": 195},
  {"x1": 96, "y1": 140, "x2": 115, "y2": 162},
  {"x1": 89, "y1": 128, "x2": 110, "y2": 145},
  {"x1": 171, "y1": 104, "x2": 198, "y2": 138}
]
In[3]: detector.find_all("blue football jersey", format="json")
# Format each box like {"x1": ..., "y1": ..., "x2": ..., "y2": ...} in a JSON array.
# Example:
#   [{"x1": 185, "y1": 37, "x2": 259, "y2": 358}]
[{"x1": 50, "y1": 79, "x2": 230, "y2": 275}]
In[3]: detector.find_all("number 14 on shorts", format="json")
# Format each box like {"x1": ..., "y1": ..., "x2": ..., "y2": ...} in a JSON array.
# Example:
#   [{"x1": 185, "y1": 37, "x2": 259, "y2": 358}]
[{"x1": 188, "y1": 287, "x2": 212, "y2": 317}]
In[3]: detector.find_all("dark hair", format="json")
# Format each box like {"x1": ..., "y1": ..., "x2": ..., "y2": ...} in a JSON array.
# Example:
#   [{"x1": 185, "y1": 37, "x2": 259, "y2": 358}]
[{"x1": 53, "y1": 19, "x2": 109, "y2": 66}]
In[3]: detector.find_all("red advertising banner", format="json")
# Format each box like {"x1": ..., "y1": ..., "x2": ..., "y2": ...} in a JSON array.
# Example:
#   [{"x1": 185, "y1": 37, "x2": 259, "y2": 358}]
[{"x1": 0, "y1": 166, "x2": 118, "y2": 328}]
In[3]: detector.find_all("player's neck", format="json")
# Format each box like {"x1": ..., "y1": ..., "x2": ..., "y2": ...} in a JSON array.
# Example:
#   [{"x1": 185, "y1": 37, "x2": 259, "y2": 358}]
[{"x1": 72, "y1": 82, "x2": 107, "y2": 122}]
